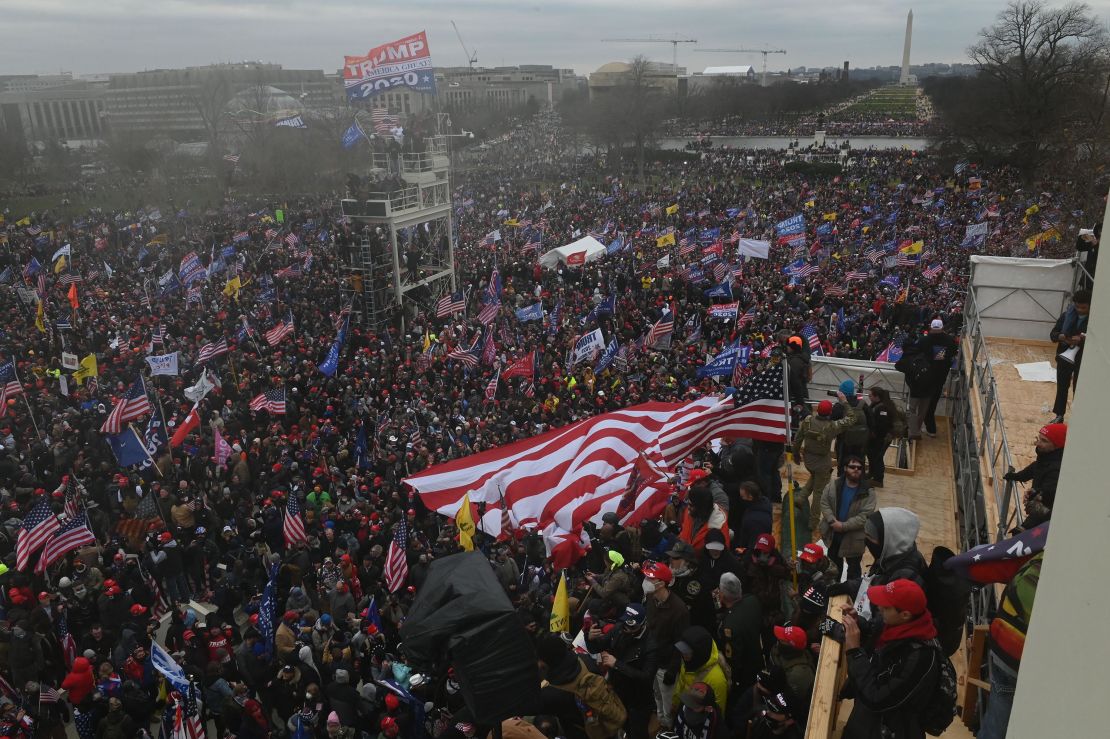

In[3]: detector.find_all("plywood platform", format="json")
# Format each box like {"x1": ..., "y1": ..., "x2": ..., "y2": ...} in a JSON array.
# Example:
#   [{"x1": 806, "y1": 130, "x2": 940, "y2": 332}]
[{"x1": 982, "y1": 338, "x2": 1067, "y2": 472}]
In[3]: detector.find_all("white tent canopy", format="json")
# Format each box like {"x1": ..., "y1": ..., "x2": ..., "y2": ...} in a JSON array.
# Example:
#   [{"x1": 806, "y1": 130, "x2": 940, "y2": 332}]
[{"x1": 538, "y1": 235, "x2": 608, "y2": 269}]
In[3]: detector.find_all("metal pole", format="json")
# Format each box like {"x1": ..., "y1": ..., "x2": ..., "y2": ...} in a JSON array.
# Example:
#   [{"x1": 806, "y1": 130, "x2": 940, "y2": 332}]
[{"x1": 781, "y1": 357, "x2": 798, "y2": 591}]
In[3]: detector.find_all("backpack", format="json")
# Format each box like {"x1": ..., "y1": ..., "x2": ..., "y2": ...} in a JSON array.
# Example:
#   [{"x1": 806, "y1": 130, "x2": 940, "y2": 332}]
[
  {"x1": 923, "y1": 546, "x2": 971, "y2": 656},
  {"x1": 914, "y1": 640, "x2": 958, "y2": 736},
  {"x1": 896, "y1": 351, "x2": 933, "y2": 391}
]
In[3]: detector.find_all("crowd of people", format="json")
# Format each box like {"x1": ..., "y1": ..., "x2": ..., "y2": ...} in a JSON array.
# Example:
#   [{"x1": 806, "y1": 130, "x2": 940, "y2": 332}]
[{"x1": 0, "y1": 106, "x2": 1095, "y2": 739}]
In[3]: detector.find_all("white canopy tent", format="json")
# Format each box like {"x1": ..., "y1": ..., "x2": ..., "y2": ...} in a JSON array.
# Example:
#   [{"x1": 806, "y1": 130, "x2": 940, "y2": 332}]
[{"x1": 538, "y1": 235, "x2": 608, "y2": 269}]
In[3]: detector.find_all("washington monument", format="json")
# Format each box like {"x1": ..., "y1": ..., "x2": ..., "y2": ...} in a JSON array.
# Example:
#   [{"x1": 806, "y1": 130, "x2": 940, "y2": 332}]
[{"x1": 900, "y1": 9, "x2": 913, "y2": 85}]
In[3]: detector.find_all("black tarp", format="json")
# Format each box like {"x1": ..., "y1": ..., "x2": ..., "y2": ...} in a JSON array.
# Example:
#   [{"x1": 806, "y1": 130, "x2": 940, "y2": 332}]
[{"x1": 400, "y1": 552, "x2": 541, "y2": 724}]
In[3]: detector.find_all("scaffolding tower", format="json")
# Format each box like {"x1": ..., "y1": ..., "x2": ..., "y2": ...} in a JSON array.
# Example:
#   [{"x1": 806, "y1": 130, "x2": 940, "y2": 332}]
[{"x1": 340, "y1": 135, "x2": 456, "y2": 332}]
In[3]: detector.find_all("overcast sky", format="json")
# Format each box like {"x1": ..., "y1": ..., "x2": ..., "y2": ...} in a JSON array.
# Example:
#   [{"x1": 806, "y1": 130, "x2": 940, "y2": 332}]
[{"x1": 4, "y1": 0, "x2": 1110, "y2": 78}]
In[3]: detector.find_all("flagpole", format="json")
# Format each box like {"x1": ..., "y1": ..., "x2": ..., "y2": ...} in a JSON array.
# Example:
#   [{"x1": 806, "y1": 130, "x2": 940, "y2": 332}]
[
  {"x1": 780, "y1": 356, "x2": 798, "y2": 592},
  {"x1": 129, "y1": 423, "x2": 162, "y2": 477},
  {"x1": 12, "y1": 356, "x2": 43, "y2": 441}
]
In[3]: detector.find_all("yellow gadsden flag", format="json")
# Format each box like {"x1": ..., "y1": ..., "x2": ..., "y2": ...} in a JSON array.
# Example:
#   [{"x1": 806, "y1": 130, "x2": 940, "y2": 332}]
[
  {"x1": 73, "y1": 354, "x2": 98, "y2": 385},
  {"x1": 456, "y1": 493, "x2": 477, "y2": 552},
  {"x1": 550, "y1": 571, "x2": 570, "y2": 633},
  {"x1": 223, "y1": 275, "x2": 242, "y2": 300},
  {"x1": 54, "y1": 255, "x2": 67, "y2": 274},
  {"x1": 656, "y1": 232, "x2": 675, "y2": 248},
  {"x1": 665, "y1": 203, "x2": 679, "y2": 216}
]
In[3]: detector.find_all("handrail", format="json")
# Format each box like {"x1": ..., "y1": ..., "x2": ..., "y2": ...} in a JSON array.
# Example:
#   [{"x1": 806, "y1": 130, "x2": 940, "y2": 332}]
[{"x1": 805, "y1": 594, "x2": 852, "y2": 739}]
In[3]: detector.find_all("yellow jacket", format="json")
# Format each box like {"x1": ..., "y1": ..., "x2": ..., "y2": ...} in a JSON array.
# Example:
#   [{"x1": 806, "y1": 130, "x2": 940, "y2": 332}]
[{"x1": 673, "y1": 636, "x2": 728, "y2": 713}]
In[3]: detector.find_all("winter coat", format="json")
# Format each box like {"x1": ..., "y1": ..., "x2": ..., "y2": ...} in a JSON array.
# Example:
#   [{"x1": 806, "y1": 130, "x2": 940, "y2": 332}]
[
  {"x1": 819, "y1": 476, "x2": 878, "y2": 558},
  {"x1": 843, "y1": 637, "x2": 941, "y2": 739},
  {"x1": 547, "y1": 656, "x2": 628, "y2": 739},
  {"x1": 61, "y1": 656, "x2": 96, "y2": 706},
  {"x1": 672, "y1": 626, "x2": 728, "y2": 713}
]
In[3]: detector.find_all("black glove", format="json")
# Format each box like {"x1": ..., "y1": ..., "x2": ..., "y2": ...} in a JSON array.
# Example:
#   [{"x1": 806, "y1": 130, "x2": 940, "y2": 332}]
[
  {"x1": 662, "y1": 671, "x2": 676, "y2": 686},
  {"x1": 818, "y1": 618, "x2": 845, "y2": 643},
  {"x1": 1002, "y1": 470, "x2": 1018, "y2": 481},
  {"x1": 826, "y1": 581, "x2": 854, "y2": 597}
]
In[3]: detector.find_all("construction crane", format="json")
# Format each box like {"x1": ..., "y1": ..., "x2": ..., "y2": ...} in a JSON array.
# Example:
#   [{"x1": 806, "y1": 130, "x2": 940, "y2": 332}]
[
  {"x1": 601, "y1": 37, "x2": 698, "y2": 75},
  {"x1": 451, "y1": 21, "x2": 478, "y2": 70},
  {"x1": 698, "y1": 48, "x2": 787, "y2": 87}
]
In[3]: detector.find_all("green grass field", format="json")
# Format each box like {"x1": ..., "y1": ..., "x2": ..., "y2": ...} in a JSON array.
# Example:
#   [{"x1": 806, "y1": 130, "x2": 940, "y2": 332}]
[{"x1": 839, "y1": 86, "x2": 920, "y2": 119}]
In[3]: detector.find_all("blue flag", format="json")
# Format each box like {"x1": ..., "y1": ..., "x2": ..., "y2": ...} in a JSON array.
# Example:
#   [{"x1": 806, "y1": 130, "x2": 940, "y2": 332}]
[
  {"x1": 342, "y1": 120, "x2": 367, "y2": 149},
  {"x1": 596, "y1": 294, "x2": 616, "y2": 316},
  {"x1": 105, "y1": 428, "x2": 150, "y2": 468},
  {"x1": 515, "y1": 303, "x2": 544, "y2": 322},
  {"x1": 606, "y1": 237, "x2": 624, "y2": 255},
  {"x1": 697, "y1": 346, "x2": 739, "y2": 379},
  {"x1": 258, "y1": 562, "x2": 279, "y2": 654},
  {"x1": 594, "y1": 339, "x2": 620, "y2": 374},
  {"x1": 365, "y1": 596, "x2": 384, "y2": 632},
  {"x1": 704, "y1": 280, "x2": 733, "y2": 299},
  {"x1": 150, "y1": 640, "x2": 190, "y2": 694},
  {"x1": 355, "y1": 425, "x2": 372, "y2": 470},
  {"x1": 318, "y1": 314, "x2": 349, "y2": 377}
]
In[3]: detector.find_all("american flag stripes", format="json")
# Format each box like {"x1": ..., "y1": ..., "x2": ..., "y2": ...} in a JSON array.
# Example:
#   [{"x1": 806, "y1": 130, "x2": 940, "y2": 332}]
[
  {"x1": 265, "y1": 313, "x2": 295, "y2": 346},
  {"x1": 39, "y1": 685, "x2": 61, "y2": 704},
  {"x1": 56, "y1": 610, "x2": 77, "y2": 668},
  {"x1": 275, "y1": 263, "x2": 303, "y2": 279},
  {"x1": 644, "y1": 309, "x2": 675, "y2": 348},
  {"x1": 284, "y1": 233, "x2": 300, "y2": 248},
  {"x1": 371, "y1": 107, "x2": 398, "y2": 134},
  {"x1": 223, "y1": 153, "x2": 240, "y2": 164},
  {"x1": 265, "y1": 228, "x2": 278, "y2": 241},
  {"x1": 283, "y1": 495, "x2": 308, "y2": 548},
  {"x1": 846, "y1": 270, "x2": 870, "y2": 281},
  {"x1": 824, "y1": 283, "x2": 849, "y2": 297},
  {"x1": 435, "y1": 291, "x2": 466, "y2": 318},
  {"x1": 196, "y1": 338, "x2": 229, "y2": 364},
  {"x1": 35, "y1": 513, "x2": 96, "y2": 574},
  {"x1": 384, "y1": 518, "x2": 410, "y2": 592},
  {"x1": 801, "y1": 324, "x2": 823, "y2": 355},
  {"x1": 479, "y1": 230, "x2": 501, "y2": 247},
  {"x1": 0, "y1": 361, "x2": 22, "y2": 411},
  {"x1": 896, "y1": 252, "x2": 919, "y2": 267},
  {"x1": 249, "y1": 388, "x2": 287, "y2": 415},
  {"x1": 15, "y1": 499, "x2": 60, "y2": 571},
  {"x1": 477, "y1": 301, "x2": 500, "y2": 325},
  {"x1": 447, "y1": 340, "x2": 481, "y2": 368},
  {"x1": 484, "y1": 366, "x2": 500, "y2": 401},
  {"x1": 100, "y1": 376, "x2": 152, "y2": 434},
  {"x1": 56, "y1": 271, "x2": 82, "y2": 286},
  {"x1": 923, "y1": 263, "x2": 944, "y2": 280},
  {"x1": 863, "y1": 245, "x2": 885, "y2": 264},
  {"x1": 142, "y1": 563, "x2": 170, "y2": 620},
  {"x1": 737, "y1": 306, "x2": 758, "y2": 328}
]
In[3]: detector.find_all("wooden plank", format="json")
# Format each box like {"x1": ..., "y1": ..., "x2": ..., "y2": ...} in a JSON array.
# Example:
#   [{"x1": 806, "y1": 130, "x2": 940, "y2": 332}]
[
  {"x1": 961, "y1": 625, "x2": 991, "y2": 726},
  {"x1": 805, "y1": 594, "x2": 852, "y2": 739}
]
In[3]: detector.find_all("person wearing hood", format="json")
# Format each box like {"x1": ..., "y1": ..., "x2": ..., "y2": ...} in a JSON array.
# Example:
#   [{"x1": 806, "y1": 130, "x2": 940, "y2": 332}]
[
  {"x1": 840, "y1": 579, "x2": 943, "y2": 739},
  {"x1": 96, "y1": 697, "x2": 137, "y2": 739},
  {"x1": 674, "y1": 681, "x2": 722, "y2": 739},
  {"x1": 863, "y1": 508, "x2": 927, "y2": 589},
  {"x1": 698, "y1": 528, "x2": 741, "y2": 595},
  {"x1": 819, "y1": 454, "x2": 878, "y2": 580},
  {"x1": 667, "y1": 540, "x2": 715, "y2": 632},
  {"x1": 672, "y1": 625, "x2": 728, "y2": 715},
  {"x1": 735, "y1": 481, "x2": 773, "y2": 552},
  {"x1": 1048, "y1": 289, "x2": 1090, "y2": 422},
  {"x1": 267, "y1": 663, "x2": 305, "y2": 725},
  {"x1": 8, "y1": 621, "x2": 44, "y2": 691},
  {"x1": 678, "y1": 481, "x2": 729, "y2": 554},
  {"x1": 285, "y1": 586, "x2": 312, "y2": 614},
  {"x1": 328, "y1": 581, "x2": 356, "y2": 622},
  {"x1": 61, "y1": 655, "x2": 96, "y2": 707},
  {"x1": 537, "y1": 634, "x2": 627, "y2": 739},
  {"x1": 1003, "y1": 423, "x2": 1065, "y2": 531},
  {"x1": 586, "y1": 603, "x2": 658, "y2": 739}
]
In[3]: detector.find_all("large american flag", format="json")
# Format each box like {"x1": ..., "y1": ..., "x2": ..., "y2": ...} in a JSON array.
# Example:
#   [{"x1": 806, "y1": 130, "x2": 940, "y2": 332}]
[
  {"x1": 477, "y1": 301, "x2": 500, "y2": 325},
  {"x1": 35, "y1": 513, "x2": 96, "y2": 574},
  {"x1": 16, "y1": 499, "x2": 60, "y2": 571},
  {"x1": 196, "y1": 338, "x2": 229, "y2": 364},
  {"x1": 100, "y1": 375, "x2": 152, "y2": 434},
  {"x1": 801, "y1": 324, "x2": 824, "y2": 356},
  {"x1": 447, "y1": 340, "x2": 481, "y2": 368},
  {"x1": 250, "y1": 388, "x2": 287, "y2": 415},
  {"x1": 0, "y1": 361, "x2": 22, "y2": 411},
  {"x1": 407, "y1": 393, "x2": 785, "y2": 537},
  {"x1": 265, "y1": 312, "x2": 295, "y2": 346},
  {"x1": 728, "y1": 365, "x2": 787, "y2": 441},
  {"x1": 283, "y1": 495, "x2": 308, "y2": 548},
  {"x1": 384, "y1": 518, "x2": 410, "y2": 592},
  {"x1": 435, "y1": 291, "x2": 466, "y2": 318},
  {"x1": 737, "y1": 306, "x2": 758, "y2": 327}
]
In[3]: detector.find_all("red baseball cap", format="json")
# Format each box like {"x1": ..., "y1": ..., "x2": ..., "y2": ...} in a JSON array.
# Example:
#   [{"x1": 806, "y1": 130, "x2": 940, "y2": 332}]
[
  {"x1": 130, "y1": 604, "x2": 148, "y2": 616},
  {"x1": 754, "y1": 533, "x2": 776, "y2": 553},
  {"x1": 817, "y1": 400, "x2": 834, "y2": 416},
  {"x1": 641, "y1": 561, "x2": 674, "y2": 585},
  {"x1": 773, "y1": 625, "x2": 808, "y2": 650},
  {"x1": 799, "y1": 543, "x2": 825, "y2": 564},
  {"x1": 867, "y1": 579, "x2": 928, "y2": 615}
]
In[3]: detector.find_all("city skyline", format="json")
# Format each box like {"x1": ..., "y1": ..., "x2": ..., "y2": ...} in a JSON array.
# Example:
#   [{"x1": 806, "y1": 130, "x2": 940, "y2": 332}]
[{"x1": 6, "y1": 0, "x2": 1103, "y2": 79}]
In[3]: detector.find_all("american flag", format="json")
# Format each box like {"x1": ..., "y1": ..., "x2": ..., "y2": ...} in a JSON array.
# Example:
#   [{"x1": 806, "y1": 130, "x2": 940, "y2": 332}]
[
  {"x1": 57, "y1": 271, "x2": 83, "y2": 286},
  {"x1": 896, "y1": 252, "x2": 919, "y2": 267},
  {"x1": 37, "y1": 273, "x2": 48, "y2": 297},
  {"x1": 477, "y1": 301, "x2": 500, "y2": 325},
  {"x1": 141, "y1": 563, "x2": 170, "y2": 620},
  {"x1": 39, "y1": 685, "x2": 61, "y2": 704},
  {"x1": 371, "y1": 107, "x2": 398, "y2": 134},
  {"x1": 223, "y1": 153, "x2": 240, "y2": 164},
  {"x1": 56, "y1": 607, "x2": 78, "y2": 667},
  {"x1": 56, "y1": 475, "x2": 83, "y2": 520},
  {"x1": 435, "y1": 291, "x2": 465, "y2": 318},
  {"x1": 0, "y1": 361, "x2": 23, "y2": 410},
  {"x1": 846, "y1": 270, "x2": 870, "y2": 281},
  {"x1": 275, "y1": 263, "x2": 302, "y2": 279},
  {"x1": 679, "y1": 239, "x2": 696, "y2": 255},
  {"x1": 283, "y1": 495, "x2": 308, "y2": 548},
  {"x1": 265, "y1": 313, "x2": 295, "y2": 346},
  {"x1": 524, "y1": 229, "x2": 542, "y2": 250},
  {"x1": 196, "y1": 338, "x2": 229, "y2": 364},
  {"x1": 825, "y1": 283, "x2": 848, "y2": 297},
  {"x1": 141, "y1": 293, "x2": 152, "y2": 310},
  {"x1": 645, "y1": 309, "x2": 675, "y2": 348},
  {"x1": 794, "y1": 262, "x2": 820, "y2": 278},
  {"x1": 172, "y1": 687, "x2": 204, "y2": 739},
  {"x1": 484, "y1": 366, "x2": 500, "y2": 401},
  {"x1": 737, "y1": 306, "x2": 758, "y2": 327},
  {"x1": 35, "y1": 513, "x2": 96, "y2": 574},
  {"x1": 863, "y1": 245, "x2": 885, "y2": 263},
  {"x1": 152, "y1": 324, "x2": 166, "y2": 350},
  {"x1": 479, "y1": 230, "x2": 501, "y2": 247},
  {"x1": 384, "y1": 518, "x2": 410, "y2": 592},
  {"x1": 250, "y1": 388, "x2": 287, "y2": 415},
  {"x1": 923, "y1": 263, "x2": 944, "y2": 280},
  {"x1": 447, "y1": 340, "x2": 481, "y2": 368},
  {"x1": 265, "y1": 228, "x2": 278, "y2": 241},
  {"x1": 801, "y1": 324, "x2": 823, "y2": 356},
  {"x1": 15, "y1": 498, "x2": 59, "y2": 571},
  {"x1": 730, "y1": 365, "x2": 788, "y2": 441},
  {"x1": 100, "y1": 375, "x2": 152, "y2": 434},
  {"x1": 284, "y1": 233, "x2": 300, "y2": 248}
]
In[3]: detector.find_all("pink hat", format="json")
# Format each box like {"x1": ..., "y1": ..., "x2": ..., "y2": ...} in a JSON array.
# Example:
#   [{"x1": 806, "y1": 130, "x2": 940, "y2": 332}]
[{"x1": 327, "y1": 712, "x2": 340, "y2": 725}]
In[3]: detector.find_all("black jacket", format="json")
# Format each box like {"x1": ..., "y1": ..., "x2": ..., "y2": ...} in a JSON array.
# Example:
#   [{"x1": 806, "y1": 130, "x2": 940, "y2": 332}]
[
  {"x1": 1010, "y1": 447, "x2": 1063, "y2": 501},
  {"x1": 843, "y1": 638, "x2": 941, "y2": 739}
]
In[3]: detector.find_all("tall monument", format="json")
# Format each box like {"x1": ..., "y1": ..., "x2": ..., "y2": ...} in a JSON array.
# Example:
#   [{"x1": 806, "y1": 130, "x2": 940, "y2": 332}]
[{"x1": 899, "y1": 9, "x2": 913, "y2": 85}]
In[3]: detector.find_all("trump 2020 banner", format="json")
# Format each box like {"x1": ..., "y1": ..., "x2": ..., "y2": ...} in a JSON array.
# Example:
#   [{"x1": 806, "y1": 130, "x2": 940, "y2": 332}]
[{"x1": 343, "y1": 31, "x2": 437, "y2": 101}]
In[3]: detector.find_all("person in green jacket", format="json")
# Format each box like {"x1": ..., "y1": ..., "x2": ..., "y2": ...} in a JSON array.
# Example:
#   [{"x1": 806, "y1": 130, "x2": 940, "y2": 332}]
[{"x1": 673, "y1": 626, "x2": 728, "y2": 715}]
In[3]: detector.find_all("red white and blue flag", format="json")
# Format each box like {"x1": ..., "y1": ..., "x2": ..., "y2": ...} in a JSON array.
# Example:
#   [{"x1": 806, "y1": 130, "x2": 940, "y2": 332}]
[
  {"x1": 100, "y1": 376, "x2": 152, "y2": 434},
  {"x1": 384, "y1": 518, "x2": 409, "y2": 592}
]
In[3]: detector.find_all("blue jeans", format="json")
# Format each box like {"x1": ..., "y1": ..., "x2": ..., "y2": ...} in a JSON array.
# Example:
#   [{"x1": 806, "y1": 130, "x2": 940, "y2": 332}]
[{"x1": 978, "y1": 652, "x2": 1018, "y2": 739}]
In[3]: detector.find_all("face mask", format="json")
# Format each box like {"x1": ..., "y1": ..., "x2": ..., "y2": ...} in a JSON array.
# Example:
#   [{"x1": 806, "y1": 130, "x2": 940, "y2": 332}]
[
  {"x1": 671, "y1": 564, "x2": 689, "y2": 578},
  {"x1": 446, "y1": 680, "x2": 459, "y2": 695},
  {"x1": 642, "y1": 579, "x2": 657, "y2": 595},
  {"x1": 305, "y1": 693, "x2": 313, "y2": 701}
]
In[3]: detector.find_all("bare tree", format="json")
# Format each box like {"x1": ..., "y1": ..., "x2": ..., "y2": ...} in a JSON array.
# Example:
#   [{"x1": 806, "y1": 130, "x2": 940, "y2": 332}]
[
  {"x1": 968, "y1": 1, "x2": 1110, "y2": 169},
  {"x1": 187, "y1": 68, "x2": 233, "y2": 160}
]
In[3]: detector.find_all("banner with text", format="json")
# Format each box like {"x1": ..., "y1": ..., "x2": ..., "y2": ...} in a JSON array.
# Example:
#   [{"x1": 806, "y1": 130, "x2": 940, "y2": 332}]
[{"x1": 343, "y1": 31, "x2": 437, "y2": 101}]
